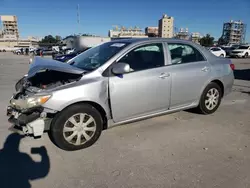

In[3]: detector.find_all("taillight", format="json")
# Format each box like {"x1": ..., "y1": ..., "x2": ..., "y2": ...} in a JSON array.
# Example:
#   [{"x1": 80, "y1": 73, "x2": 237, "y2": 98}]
[{"x1": 230, "y1": 64, "x2": 235, "y2": 70}]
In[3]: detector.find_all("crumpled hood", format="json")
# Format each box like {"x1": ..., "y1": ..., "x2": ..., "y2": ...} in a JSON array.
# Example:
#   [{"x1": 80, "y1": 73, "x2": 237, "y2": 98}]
[{"x1": 28, "y1": 57, "x2": 85, "y2": 78}]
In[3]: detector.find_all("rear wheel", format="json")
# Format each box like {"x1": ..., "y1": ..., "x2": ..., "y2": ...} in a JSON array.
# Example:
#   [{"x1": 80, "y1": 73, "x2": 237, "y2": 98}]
[
  {"x1": 49, "y1": 104, "x2": 103, "y2": 151},
  {"x1": 197, "y1": 82, "x2": 222, "y2": 114},
  {"x1": 220, "y1": 54, "x2": 224, "y2": 57}
]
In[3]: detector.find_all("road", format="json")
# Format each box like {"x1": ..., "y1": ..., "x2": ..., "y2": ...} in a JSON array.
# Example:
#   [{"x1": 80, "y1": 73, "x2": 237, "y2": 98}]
[{"x1": 0, "y1": 53, "x2": 249, "y2": 188}]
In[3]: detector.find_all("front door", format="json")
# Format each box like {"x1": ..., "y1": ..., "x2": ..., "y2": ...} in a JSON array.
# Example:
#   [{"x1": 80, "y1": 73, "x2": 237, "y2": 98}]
[{"x1": 108, "y1": 43, "x2": 171, "y2": 122}]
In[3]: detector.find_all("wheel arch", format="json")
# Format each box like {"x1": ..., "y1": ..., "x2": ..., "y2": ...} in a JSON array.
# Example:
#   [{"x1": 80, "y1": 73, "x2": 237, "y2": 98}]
[
  {"x1": 210, "y1": 79, "x2": 224, "y2": 97},
  {"x1": 59, "y1": 101, "x2": 108, "y2": 130},
  {"x1": 198, "y1": 78, "x2": 225, "y2": 104}
]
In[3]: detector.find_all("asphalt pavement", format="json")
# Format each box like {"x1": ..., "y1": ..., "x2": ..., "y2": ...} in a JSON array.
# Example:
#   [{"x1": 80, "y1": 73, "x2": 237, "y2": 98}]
[{"x1": 0, "y1": 53, "x2": 249, "y2": 188}]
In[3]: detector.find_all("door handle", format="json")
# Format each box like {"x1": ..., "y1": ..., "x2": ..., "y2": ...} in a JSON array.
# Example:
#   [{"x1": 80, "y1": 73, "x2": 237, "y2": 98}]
[
  {"x1": 159, "y1": 73, "x2": 170, "y2": 79},
  {"x1": 201, "y1": 66, "x2": 209, "y2": 72}
]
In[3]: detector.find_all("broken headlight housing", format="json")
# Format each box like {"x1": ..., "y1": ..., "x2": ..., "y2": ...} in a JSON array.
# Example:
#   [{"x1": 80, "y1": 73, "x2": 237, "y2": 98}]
[
  {"x1": 10, "y1": 95, "x2": 52, "y2": 110},
  {"x1": 26, "y1": 95, "x2": 52, "y2": 108}
]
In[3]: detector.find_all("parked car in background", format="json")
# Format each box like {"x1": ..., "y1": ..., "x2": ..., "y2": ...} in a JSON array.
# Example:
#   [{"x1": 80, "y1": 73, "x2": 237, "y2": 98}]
[
  {"x1": 7, "y1": 38, "x2": 234, "y2": 151},
  {"x1": 29, "y1": 47, "x2": 36, "y2": 53},
  {"x1": 34, "y1": 48, "x2": 44, "y2": 55},
  {"x1": 209, "y1": 47, "x2": 226, "y2": 57},
  {"x1": 13, "y1": 48, "x2": 22, "y2": 55},
  {"x1": 53, "y1": 48, "x2": 91, "y2": 62},
  {"x1": 221, "y1": 46, "x2": 237, "y2": 56},
  {"x1": 41, "y1": 49, "x2": 55, "y2": 56},
  {"x1": 61, "y1": 48, "x2": 75, "y2": 55},
  {"x1": 230, "y1": 45, "x2": 250, "y2": 58}
]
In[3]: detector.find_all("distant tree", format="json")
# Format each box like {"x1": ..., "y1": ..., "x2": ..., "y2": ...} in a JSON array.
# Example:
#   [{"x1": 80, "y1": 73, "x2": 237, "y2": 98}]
[
  {"x1": 148, "y1": 33, "x2": 157, "y2": 37},
  {"x1": 218, "y1": 37, "x2": 227, "y2": 45},
  {"x1": 82, "y1": 33, "x2": 95, "y2": 36},
  {"x1": 63, "y1": 35, "x2": 77, "y2": 40},
  {"x1": 199, "y1": 34, "x2": 215, "y2": 47},
  {"x1": 39, "y1": 35, "x2": 60, "y2": 44},
  {"x1": 55, "y1": 35, "x2": 62, "y2": 41}
]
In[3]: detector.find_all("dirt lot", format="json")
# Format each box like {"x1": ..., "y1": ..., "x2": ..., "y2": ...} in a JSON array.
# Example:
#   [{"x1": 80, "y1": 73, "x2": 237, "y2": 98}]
[{"x1": 0, "y1": 53, "x2": 249, "y2": 188}]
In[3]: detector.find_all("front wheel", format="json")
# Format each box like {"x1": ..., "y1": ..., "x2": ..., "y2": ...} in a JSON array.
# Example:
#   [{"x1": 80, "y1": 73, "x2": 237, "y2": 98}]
[
  {"x1": 197, "y1": 82, "x2": 222, "y2": 114},
  {"x1": 220, "y1": 54, "x2": 224, "y2": 57},
  {"x1": 244, "y1": 52, "x2": 248, "y2": 58},
  {"x1": 49, "y1": 104, "x2": 103, "y2": 151}
]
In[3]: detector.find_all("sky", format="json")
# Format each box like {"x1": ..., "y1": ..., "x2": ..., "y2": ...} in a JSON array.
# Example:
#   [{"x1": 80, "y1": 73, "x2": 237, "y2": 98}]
[{"x1": 0, "y1": 0, "x2": 250, "y2": 42}]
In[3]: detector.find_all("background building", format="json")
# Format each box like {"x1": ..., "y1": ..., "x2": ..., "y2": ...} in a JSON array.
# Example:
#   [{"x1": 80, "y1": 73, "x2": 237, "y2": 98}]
[
  {"x1": 0, "y1": 15, "x2": 19, "y2": 39},
  {"x1": 158, "y1": 14, "x2": 174, "y2": 38},
  {"x1": 175, "y1": 28, "x2": 189, "y2": 40},
  {"x1": 221, "y1": 20, "x2": 247, "y2": 44},
  {"x1": 0, "y1": 15, "x2": 40, "y2": 50},
  {"x1": 109, "y1": 26, "x2": 147, "y2": 38},
  {"x1": 191, "y1": 32, "x2": 201, "y2": 44},
  {"x1": 145, "y1": 27, "x2": 158, "y2": 37}
]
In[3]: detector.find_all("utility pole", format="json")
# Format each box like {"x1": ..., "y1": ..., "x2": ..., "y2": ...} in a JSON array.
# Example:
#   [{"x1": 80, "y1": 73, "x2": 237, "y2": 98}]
[{"x1": 77, "y1": 4, "x2": 81, "y2": 35}]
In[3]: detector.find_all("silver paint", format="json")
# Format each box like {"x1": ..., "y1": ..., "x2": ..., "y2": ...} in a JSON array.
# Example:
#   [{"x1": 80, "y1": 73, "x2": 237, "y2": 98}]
[{"x1": 18, "y1": 38, "x2": 235, "y2": 130}]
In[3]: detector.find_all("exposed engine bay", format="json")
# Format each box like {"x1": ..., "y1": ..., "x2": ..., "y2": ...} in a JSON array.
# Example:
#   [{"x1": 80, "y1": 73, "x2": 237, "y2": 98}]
[
  {"x1": 14, "y1": 70, "x2": 82, "y2": 99},
  {"x1": 28, "y1": 70, "x2": 82, "y2": 89},
  {"x1": 7, "y1": 57, "x2": 86, "y2": 137}
]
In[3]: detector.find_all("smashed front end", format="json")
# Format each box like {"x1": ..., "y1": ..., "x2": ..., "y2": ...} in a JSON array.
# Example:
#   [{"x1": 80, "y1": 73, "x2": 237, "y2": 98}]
[{"x1": 7, "y1": 57, "x2": 84, "y2": 137}]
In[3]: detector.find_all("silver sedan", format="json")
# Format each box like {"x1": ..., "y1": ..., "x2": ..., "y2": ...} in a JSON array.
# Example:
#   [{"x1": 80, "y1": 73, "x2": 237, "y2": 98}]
[{"x1": 8, "y1": 38, "x2": 234, "y2": 150}]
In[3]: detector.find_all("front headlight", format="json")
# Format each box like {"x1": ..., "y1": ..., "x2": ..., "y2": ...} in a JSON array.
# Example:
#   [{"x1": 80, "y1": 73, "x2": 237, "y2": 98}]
[{"x1": 26, "y1": 95, "x2": 51, "y2": 108}]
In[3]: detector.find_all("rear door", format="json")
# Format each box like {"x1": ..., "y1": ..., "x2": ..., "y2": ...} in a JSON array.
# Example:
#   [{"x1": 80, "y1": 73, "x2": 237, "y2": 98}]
[{"x1": 165, "y1": 42, "x2": 212, "y2": 109}]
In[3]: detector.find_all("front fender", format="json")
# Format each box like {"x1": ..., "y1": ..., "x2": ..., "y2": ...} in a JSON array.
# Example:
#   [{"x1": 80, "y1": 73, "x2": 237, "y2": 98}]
[{"x1": 42, "y1": 79, "x2": 111, "y2": 118}]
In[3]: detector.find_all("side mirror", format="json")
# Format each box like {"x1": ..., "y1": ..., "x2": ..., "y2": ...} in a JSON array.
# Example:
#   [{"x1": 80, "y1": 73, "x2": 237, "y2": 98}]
[{"x1": 112, "y1": 63, "x2": 131, "y2": 75}]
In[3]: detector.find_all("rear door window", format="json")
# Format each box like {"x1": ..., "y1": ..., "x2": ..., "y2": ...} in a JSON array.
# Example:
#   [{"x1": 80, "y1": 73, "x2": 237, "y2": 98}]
[{"x1": 168, "y1": 43, "x2": 205, "y2": 64}]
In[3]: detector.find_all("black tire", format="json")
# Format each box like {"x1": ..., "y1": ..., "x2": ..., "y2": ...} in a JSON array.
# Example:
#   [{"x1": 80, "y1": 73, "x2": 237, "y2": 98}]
[
  {"x1": 220, "y1": 54, "x2": 224, "y2": 57},
  {"x1": 49, "y1": 103, "x2": 103, "y2": 151},
  {"x1": 197, "y1": 82, "x2": 222, "y2": 115},
  {"x1": 244, "y1": 52, "x2": 248, "y2": 58}
]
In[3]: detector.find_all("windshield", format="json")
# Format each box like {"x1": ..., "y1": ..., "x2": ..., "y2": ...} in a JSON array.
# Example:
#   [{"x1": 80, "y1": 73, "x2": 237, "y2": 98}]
[
  {"x1": 238, "y1": 46, "x2": 249, "y2": 49},
  {"x1": 70, "y1": 41, "x2": 130, "y2": 71}
]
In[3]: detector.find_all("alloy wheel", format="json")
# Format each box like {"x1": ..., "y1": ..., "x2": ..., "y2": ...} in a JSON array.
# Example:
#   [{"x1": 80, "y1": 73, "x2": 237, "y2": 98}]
[
  {"x1": 205, "y1": 88, "x2": 220, "y2": 110},
  {"x1": 63, "y1": 113, "x2": 96, "y2": 145}
]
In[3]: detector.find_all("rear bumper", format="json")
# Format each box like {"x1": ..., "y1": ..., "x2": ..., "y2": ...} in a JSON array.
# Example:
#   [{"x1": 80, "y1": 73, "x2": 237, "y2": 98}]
[
  {"x1": 222, "y1": 71, "x2": 234, "y2": 97},
  {"x1": 7, "y1": 106, "x2": 53, "y2": 137}
]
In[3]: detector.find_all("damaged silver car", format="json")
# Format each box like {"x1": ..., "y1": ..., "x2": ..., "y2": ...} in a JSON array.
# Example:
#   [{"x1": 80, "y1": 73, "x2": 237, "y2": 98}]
[{"x1": 7, "y1": 38, "x2": 234, "y2": 151}]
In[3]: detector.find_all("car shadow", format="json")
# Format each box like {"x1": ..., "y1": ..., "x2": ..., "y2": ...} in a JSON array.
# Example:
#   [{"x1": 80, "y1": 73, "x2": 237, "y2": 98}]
[
  {"x1": 241, "y1": 91, "x2": 250, "y2": 95},
  {"x1": 0, "y1": 133, "x2": 50, "y2": 188},
  {"x1": 234, "y1": 69, "x2": 250, "y2": 81}
]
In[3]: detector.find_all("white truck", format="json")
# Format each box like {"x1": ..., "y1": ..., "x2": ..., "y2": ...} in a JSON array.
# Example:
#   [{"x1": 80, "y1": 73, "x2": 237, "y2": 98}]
[{"x1": 79, "y1": 37, "x2": 111, "y2": 49}]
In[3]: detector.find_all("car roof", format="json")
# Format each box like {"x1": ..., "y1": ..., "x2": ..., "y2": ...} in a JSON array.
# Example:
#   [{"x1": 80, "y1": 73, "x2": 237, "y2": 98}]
[{"x1": 110, "y1": 38, "x2": 197, "y2": 45}]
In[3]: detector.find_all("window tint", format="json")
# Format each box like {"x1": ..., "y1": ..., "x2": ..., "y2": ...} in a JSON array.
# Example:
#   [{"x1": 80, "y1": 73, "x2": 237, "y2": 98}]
[
  {"x1": 119, "y1": 43, "x2": 164, "y2": 72},
  {"x1": 238, "y1": 46, "x2": 249, "y2": 50},
  {"x1": 168, "y1": 43, "x2": 205, "y2": 64},
  {"x1": 211, "y1": 47, "x2": 221, "y2": 51}
]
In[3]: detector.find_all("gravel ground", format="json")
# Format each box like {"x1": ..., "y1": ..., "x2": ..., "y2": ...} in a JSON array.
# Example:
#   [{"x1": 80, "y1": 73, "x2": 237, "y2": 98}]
[{"x1": 0, "y1": 53, "x2": 249, "y2": 188}]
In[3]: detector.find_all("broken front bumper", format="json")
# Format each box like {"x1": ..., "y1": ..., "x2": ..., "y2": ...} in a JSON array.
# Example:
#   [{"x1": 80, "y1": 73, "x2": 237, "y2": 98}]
[{"x1": 7, "y1": 106, "x2": 52, "y2": 137}]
